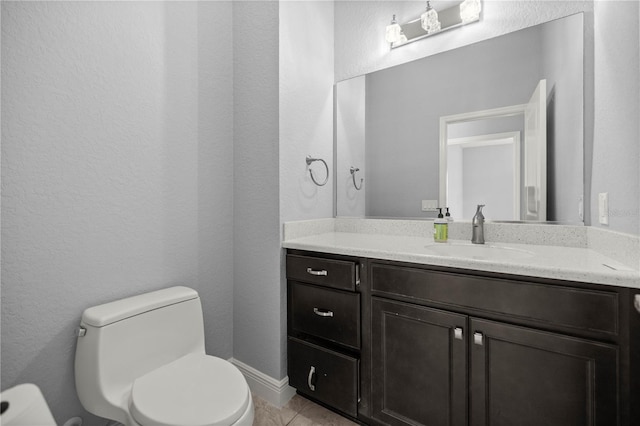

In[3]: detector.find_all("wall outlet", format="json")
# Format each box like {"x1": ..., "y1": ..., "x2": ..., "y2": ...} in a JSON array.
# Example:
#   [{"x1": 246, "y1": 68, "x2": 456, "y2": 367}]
[
  {"x1": 598, "y1": 192, "x2": 609, "y2": 225},
  {"x1": 421, "y1": 200, "x2": 439, "y2": 212}
]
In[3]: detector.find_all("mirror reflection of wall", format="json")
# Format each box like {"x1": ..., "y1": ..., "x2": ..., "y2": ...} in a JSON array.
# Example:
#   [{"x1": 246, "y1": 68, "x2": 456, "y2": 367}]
[
  {"x1": 335, "y1": 13, "x2": 584, "y2": 223},
  {"x1": 447, "y1": 115, "x2": 524, "y2": 221},
  {"x1": 447, "y1": 132, "x2": 521, "y2": 221}
]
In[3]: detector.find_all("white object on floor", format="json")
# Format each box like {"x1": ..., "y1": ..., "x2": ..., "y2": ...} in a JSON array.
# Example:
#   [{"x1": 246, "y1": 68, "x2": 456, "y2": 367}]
[{"x1": 0, "y1": 383, "x2": 57, "y2": 426}]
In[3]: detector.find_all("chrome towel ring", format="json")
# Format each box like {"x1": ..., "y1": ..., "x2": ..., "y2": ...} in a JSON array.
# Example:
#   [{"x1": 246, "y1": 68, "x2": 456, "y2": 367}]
[
  {"x1": 306, "y1": 155, "x2": 329, "y2": 186},
  {"x1": 350, "y1": 166, "x2": 363, "y2": 190}
]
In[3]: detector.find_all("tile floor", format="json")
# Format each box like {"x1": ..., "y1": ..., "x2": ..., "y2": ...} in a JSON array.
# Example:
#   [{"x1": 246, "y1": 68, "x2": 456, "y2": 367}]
[{"x1": 253, "y1": 394, "x2": 358, "y2": 426}]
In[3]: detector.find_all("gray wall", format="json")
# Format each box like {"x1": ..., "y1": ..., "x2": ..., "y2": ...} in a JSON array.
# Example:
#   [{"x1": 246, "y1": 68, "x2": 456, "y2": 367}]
[
  {"x1": 462, "y1": 144, "x2": 516, "y2": 220},
  {"x1": 232, "y1": 1, "x2": 282, "y2": 380},
  {"x1": 1, "y1": 1, "x2": 234, "y2": 423},
  {"x1": 541, "y1": 16, "x2": 585, "y2": 224},
  {"x1": 590, "y1": 0, "x2": 639, "y2": 234}
]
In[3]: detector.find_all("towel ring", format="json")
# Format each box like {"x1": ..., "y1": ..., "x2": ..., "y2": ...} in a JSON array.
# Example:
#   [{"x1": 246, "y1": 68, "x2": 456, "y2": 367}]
[
  {"x1": 306, "y1": 155, "x2": 329, "y2": 186},
  {"x1": 350, "y1": 166, "x2": 363, "y2": 190}
]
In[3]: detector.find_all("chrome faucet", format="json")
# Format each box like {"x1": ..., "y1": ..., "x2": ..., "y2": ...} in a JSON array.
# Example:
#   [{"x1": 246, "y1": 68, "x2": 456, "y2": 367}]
[{"x1": 471, "y1": 204, "x2": 485, "y2": 244}]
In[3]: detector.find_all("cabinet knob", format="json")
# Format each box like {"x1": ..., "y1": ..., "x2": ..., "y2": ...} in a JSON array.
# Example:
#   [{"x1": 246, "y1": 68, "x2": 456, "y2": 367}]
[
  {"x1": 307, "y1": 267, "x2": 328, "y2": 276},
  {"x1": 308, "y1": 366, "x2": 316, "y2": 391},
  {"x1": 313, "y1": 307, "x2": 334, "y2": 317},
  {"x1": 474, "y1": 332, "x2": 484, "y2": 345},
  {"x1": 634, "y1": 294, "x2": 640, "y2": 314},
  {"x1": 454, "y1": 327, "x2": 463, "y2": 340}
]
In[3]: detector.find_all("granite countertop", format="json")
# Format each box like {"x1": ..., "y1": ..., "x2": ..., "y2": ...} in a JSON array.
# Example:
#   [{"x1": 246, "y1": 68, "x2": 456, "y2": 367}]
[{"x1": 282, "y1": 229, "x2": 640, "y2": 289}]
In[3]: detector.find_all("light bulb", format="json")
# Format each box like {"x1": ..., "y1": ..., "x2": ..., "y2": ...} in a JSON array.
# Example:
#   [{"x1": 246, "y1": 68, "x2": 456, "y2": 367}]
[
  {"x1": 460, "y1": 0, "x2": 481, "y2": 24},
  {"x1": 421, "y1": 2, "x2": 441, "y2": 34},
  {"x1": 385, "y1": 14, "x2": 402, "y2": 43}
]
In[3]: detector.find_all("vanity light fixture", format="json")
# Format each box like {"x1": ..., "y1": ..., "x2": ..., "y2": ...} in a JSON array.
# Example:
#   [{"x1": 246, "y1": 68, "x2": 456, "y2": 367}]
[
  {"x1": 460, "y1": 0, "x2": 482, "y2": 24},
  {"x1": 386, "y1": 0, "x2": 482, "y2": 49},
  {"x1": 385, "y1": 14, "x2": 402, "y2": 44},
  {"x1": 421, "y1": 2, "x2": 441, "y2": 34}
]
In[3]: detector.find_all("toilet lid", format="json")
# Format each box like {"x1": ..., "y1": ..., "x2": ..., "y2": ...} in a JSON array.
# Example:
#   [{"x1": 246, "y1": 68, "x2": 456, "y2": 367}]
[{"x1": 130, "y1": 354, "x2": 250, "y2": 426}]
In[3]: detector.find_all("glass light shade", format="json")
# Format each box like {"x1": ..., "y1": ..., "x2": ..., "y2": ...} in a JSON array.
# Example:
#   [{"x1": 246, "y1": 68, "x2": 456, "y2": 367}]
[
  {"x1": 385, "y1": 18, "x2": 402, "y2": 43},
  {"x1": 421, "y1": 6, "x2": 441, "y2": 34},
  {"x1": 460, "y1": 0, "x2": 481, "y2": 24},
  {"x1": 397, "y1": 31, "x2": 408, "y2": 45}
]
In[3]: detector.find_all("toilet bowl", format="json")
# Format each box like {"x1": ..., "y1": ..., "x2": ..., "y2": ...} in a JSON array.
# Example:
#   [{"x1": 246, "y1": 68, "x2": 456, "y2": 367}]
[{"x1": 75, "y1": 286, "x2": 253, "y2": 426}]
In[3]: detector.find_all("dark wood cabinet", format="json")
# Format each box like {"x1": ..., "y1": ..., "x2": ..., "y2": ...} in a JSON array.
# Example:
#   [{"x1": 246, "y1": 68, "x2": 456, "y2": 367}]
[
  {"x1": 286, "y1": 252, "x2": 363, "y2": 420},
  {"x1": 290, "y1": 282, "x2": 360, "y2": 349},
  {"x1": 368, "y1": 260, "x2": 626, "y2": 426},
  {"x1": 286, "y1": 251, "x2": 637, "y2": 426},
  {"x1": 371, "y1": 297, "x2": 467, "y2": 426},
  {"x1": 469, "y1": 318, "x2": 619, "y2": 426},
  {"x1": 288, "y1": 337, "x2": 359, "y2": 417}
]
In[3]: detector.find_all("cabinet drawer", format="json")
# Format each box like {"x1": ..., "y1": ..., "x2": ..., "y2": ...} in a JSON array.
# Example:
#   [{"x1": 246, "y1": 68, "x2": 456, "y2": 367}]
[
  {"x1": 290, "y1": 282, "x2": 360, "y2": 349},
  {"x1": 286, "y1": 254, "x2": 357, "y2": 291},
  {"x1": 371, "y1": 263, "x2": 619, "y2": 336},
  {"x1": 288, "y1": 337, "x2": 359, "y2": 417}
]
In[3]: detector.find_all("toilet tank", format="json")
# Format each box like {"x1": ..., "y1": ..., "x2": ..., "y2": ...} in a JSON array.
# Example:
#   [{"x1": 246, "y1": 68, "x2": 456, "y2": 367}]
[{"x1": 75, "y1": 286, "x2": 206, "y2": 421}]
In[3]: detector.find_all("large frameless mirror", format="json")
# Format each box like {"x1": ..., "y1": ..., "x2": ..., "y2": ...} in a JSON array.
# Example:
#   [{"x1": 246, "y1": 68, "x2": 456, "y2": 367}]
[{"x1": 335, "y1": 13, "x2": 585, "y2": 223}]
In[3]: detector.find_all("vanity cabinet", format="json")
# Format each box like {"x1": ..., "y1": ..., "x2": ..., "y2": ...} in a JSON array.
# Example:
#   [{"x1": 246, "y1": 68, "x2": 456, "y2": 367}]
[
  {"x1": 286, "y1": 250, "x2": 638, "y2": 426},
  {"x1": 468, "y1": 318, "x2": 617, "y2": 426},
  {"x1": 286, "y1": 252, "x2": 363, "y2": 419},
  {"x1": 370, "y1": 261, "x2": 623, "y2": 426},
  {"x1": 371, "y1": 298, "x2": 467, "y2": 426}
]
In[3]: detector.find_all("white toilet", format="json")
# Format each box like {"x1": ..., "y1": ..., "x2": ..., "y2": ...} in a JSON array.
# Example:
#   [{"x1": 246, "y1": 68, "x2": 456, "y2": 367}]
[{"x1": 75, "y1": 286, "x2": 254, "y2": 426}]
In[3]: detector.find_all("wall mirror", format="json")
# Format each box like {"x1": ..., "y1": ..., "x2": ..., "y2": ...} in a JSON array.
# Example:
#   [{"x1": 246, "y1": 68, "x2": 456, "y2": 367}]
[{"x1": 335, "y1": 13, "x2": 585, "y2": 223}]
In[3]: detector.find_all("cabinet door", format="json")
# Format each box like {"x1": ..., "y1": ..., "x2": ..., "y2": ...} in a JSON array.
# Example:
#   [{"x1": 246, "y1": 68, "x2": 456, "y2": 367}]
[
  {"x1": 470, "y1": 318, "x2": 618, "y2": 426},
  {"x1": 371, "y1": 297, "x2": 467, "y2": 426}
]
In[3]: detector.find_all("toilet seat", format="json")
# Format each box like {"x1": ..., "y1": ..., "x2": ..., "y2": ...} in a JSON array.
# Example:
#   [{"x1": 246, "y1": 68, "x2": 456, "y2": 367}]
[{"x1": 130, "y1": 353, "x2": 250, "y2": 426}]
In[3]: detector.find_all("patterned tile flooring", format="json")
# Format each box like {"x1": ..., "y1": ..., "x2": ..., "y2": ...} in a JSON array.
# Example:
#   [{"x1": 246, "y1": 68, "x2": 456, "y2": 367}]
[{"x1": 253, "y1": 394, "x2": 358, "y2": 426}]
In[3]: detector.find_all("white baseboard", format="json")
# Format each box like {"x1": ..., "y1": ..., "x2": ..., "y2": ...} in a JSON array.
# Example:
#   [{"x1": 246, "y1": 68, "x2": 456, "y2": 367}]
[{"x1": 229, "y1": 358, "x2": 296, "y2": 408}]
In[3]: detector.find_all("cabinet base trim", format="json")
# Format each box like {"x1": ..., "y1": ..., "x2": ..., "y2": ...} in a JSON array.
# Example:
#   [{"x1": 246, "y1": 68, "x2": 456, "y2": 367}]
[{"x1": 229, "y1": 357, "x2": 296, "y2": 408}]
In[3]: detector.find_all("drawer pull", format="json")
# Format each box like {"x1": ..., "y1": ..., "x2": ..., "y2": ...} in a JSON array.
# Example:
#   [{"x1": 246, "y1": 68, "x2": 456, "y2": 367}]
[
  {"x1": 474, "y1": 332, "x2": 484, "y2": 345},
  {"x1": 308, "y1": 366, "x2": 317, "y2": 391},
  {"x1": 306, "y1": 267, "x2": 328, "y2": 276},
  {"x1": 313, "y1": 307, "x2": 334, "y2": 317},
  {"x1": 454, "y1": 327, "x2": 463, "y2": 340}
]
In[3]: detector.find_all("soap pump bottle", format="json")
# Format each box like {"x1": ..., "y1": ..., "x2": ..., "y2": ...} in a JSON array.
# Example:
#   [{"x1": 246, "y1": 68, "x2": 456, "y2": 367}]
[
  {"x1": 434, "y1": 208, "x2": 448, "y2": 243},
  {"x1": 445, "y1": 207, "x2": 453, "y2": 222}
]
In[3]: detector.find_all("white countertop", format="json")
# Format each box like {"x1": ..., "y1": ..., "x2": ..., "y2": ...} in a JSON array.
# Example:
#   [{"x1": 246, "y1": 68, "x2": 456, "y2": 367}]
[{"x1": 283, "y1": 231, "x2": 640, "y2": 289}]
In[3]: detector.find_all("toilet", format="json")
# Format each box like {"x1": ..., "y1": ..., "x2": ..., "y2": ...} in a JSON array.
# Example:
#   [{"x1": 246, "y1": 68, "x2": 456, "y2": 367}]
[{"x1": 75, "y1": 286, "x2": 254, "y2": 426}]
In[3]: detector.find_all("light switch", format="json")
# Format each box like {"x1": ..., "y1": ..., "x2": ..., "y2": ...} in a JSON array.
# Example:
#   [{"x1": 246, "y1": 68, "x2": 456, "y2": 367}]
[
  {"x1": 421, "y1": 200, "x2": 439, "y2": 212},
  {"x1": 598, "y1": 192, "x2": 609, "y2": 225}
]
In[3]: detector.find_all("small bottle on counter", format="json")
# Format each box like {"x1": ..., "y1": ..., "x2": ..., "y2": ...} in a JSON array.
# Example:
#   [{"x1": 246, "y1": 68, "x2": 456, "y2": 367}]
[
  {"x1": 445, "y1": 207, "x2": 453, "y2": 222},
  {"x1": 434, "y1": 208, "x2": 448, "y2": 243}
]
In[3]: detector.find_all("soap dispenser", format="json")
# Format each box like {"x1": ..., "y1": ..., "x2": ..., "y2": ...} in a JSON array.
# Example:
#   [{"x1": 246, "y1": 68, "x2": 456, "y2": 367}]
[
  {"x1": 445, "y1": 207, "x2": 453, "y2": 222},
  {"x1": 434, "y1": 208, "x2": 448, "y2": 243}
]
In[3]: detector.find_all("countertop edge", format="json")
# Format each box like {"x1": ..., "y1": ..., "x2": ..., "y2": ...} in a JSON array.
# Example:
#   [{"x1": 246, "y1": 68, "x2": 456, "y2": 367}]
[{"x1": 282, "y1": 236, "x2": 640, "y2": 290}]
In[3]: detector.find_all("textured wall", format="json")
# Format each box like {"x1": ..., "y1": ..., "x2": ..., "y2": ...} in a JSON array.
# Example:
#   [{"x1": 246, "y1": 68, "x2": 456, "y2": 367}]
[
  {"x1": 279, "y1": 1, "x2": 335, "y2": 224},
  {"x1": 196, "y1": 1, "x2": 235, "y2": 361},
  {"x1": 233, "y1": 0, "x2": 282, "y2": 379},
  {"x1": 591, "y1": 0, "x2": 640, "y2": 235},
  {"x1": 278, "y1": 0, "x2": 335, "y2": 376},
  {"x1": 1, "y1": 1, "x2": 234, "y2": 422}
]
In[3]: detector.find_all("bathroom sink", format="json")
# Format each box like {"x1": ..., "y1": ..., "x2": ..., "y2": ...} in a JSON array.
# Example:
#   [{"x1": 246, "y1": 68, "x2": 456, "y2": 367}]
[{"x1": 423, "y1": 242, "x2": 534, "y2": 261}]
